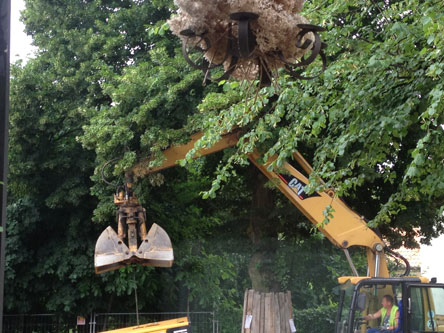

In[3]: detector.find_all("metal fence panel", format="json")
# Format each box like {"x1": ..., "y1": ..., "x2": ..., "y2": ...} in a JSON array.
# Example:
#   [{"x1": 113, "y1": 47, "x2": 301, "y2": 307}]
[
  {"x1": 3, "y1": 314, "x2": 89, "y2": 333},
  {"x1": 3, "y1": 312, "x2": 218, "y2": 333}
]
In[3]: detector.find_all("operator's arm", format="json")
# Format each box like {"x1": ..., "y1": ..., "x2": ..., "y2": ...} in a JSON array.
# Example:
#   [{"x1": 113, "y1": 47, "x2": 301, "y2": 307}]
[{"x1": 364, "y1": 309, "x2": 381, "y2": 321}]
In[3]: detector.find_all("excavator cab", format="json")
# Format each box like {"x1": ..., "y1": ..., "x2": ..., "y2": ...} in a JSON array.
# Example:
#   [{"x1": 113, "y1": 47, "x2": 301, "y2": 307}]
[
  {"x1": 335, "y1": 277, "x2": 444, "y2": 333},
  {"x1": 94, "y1": 179, "x2": 174, "y2": 274}
]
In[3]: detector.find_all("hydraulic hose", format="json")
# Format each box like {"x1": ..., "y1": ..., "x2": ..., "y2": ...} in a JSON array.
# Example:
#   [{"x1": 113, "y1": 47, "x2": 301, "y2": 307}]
[{"x1": 385, "y1": 247, "x2": 411, "y2": 277}]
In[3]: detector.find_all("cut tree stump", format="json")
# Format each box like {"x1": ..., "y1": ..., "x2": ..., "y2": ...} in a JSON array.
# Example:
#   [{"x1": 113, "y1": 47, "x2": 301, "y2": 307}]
[{"x1": 241, "y1": 289, "x2": 296, "y2": 333}]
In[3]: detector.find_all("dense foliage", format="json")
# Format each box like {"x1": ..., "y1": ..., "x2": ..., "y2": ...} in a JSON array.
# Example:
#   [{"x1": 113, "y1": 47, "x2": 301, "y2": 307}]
[
  {"x1": 5, "y1": 0, "x2": 444, "y2": 332},
  {"x1": 180, "y1": 0, "x2": 444, "y2": 247}
]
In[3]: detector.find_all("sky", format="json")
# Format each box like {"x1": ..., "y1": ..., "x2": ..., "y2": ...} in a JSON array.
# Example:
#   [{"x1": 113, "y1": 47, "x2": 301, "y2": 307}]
[
  {"x1": 10, "y1": 0, "x2": 36, "y2": 63},
  {"x1": 7, "y1": 0, "x2": 444, "y2": 283},
  {"x1": 420, "y1": 236, "x2": 444, "y2": 281}
]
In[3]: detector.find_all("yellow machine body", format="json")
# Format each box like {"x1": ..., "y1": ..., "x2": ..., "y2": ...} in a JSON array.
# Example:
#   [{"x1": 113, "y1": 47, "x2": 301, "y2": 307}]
[
  {"x1": 131, "y1": 130, "x2": 389, "y2": 278},
  {"x1": 99, "y1": 317, "x2": 190, "y2": 333}
]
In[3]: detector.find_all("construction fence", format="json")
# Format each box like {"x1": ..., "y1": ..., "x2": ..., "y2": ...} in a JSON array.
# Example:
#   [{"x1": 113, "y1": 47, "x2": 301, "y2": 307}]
[{"x1": 3, "y1": 311, "x2": 219, "y2": 333}]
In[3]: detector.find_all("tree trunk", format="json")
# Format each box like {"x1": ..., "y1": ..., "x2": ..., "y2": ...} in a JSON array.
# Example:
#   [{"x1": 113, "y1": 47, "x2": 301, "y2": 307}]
[{"x1": 247, "y1": 167, "x2": 280, "y2": 292}]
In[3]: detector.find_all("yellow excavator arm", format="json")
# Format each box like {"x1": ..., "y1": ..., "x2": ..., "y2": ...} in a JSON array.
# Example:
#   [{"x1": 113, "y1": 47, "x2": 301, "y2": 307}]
[{"x1": 127, "y1": 130, "x2": 390, "y2": 278}]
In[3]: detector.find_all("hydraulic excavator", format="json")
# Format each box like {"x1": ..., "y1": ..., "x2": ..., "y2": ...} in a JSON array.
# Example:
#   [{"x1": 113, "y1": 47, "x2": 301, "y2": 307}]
[{"x1": 95, "y1": 129, "x2": 444, "y2": 333}]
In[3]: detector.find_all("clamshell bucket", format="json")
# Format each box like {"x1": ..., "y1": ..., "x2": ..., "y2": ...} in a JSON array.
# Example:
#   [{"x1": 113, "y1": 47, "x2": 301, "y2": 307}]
[
  {"x1": 94, "y1": 223, "x2": 173, "y2": 274},
  {"x1": 94, "y1": 186, "x2": 173, "y2": 274}
]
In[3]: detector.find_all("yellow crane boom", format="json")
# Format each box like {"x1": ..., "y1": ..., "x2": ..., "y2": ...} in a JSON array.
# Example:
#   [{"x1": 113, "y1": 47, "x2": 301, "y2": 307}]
[{"x1": 129, "y1": 130, "x2": 389, "y2": 278}]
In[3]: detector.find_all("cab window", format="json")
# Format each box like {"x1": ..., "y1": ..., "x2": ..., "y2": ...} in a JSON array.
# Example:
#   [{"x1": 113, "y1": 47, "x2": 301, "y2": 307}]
[
  {"x1": 356, "y1": 283, "x2": 401, "y2": 332},
  {"x1": 409, "y1": 286, "x2": 444, "y2": 332}
]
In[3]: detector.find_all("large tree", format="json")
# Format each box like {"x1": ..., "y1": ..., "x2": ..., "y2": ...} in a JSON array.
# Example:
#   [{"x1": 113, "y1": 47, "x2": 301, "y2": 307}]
[
  {"x1": 179, "y1": 0, "x2": 444, "y2": 247},
  {"x1": 81, "y1": 0, "x2": 444, "y2": 253},
  {"x1": 79, "y1": 0, "x2": 444, "y2": 329}
]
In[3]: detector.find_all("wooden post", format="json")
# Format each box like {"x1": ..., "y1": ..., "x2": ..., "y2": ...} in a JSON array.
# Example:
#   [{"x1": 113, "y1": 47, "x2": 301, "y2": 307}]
[
  {"x1": 252, "y1": 291, "x2": 261, "y2": 332},
  {"x1": 241, "y1": 290, "x2": 293, "y2": 333},
  {"x1": 245, "y1": 289, "x2": 254, "y2": 333},
  {"x1": 242, "y1": 290, "x2": 248, "y2": 332},
  {"x1": 259, "y1": 293, "x2": 265, "y2": 333},
  {"x1": 274, "y1": 293, "x2": 281, "y2": 333},
  {"x1": 264, "y1": 293, "x2": 272, "y2": 332}
]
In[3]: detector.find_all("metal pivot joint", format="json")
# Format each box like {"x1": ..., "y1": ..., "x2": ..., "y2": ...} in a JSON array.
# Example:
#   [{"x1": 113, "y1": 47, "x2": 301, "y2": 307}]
[{"x1": 94, "y1": 175, "x2": 173, "y2": 274}]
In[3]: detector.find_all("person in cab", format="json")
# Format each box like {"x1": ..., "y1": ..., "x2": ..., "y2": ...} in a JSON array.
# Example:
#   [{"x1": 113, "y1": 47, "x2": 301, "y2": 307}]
[{"x1": 364, "y1": 295, "x2": 399, "y2": 333}]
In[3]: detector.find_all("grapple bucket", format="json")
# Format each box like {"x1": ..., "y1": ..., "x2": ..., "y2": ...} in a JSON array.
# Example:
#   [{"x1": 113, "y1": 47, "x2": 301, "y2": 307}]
[
  {"x1": 95, "y1": 223, "x2": 173, "y2": 274},
  {"x1": 94, "y1": 184, "x2": 173, "y2": 274}
]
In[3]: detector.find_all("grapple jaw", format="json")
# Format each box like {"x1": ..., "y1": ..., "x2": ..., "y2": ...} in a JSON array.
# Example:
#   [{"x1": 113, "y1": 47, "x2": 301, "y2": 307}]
[
  {"x1": 95, "y1": 226, "x2": 130, "y2": 274},
  {"x1": 137, "y1": 223, "x2": 174, "y2": 268},
  {"x1": 95, "y1": 223, "x2": 174, "y2": 274}
]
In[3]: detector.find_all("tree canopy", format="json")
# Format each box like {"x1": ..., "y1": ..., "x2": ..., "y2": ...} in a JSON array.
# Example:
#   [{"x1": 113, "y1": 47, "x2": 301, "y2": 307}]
[
  {"x1": 5, "y1": 0, "x2": 444, "y2": 331},
  {"x1": 177, "y1": 0, "x2": 444, "y2": 246},
  {"x1": 79, "y1": 0, "x2": 444, "y2": 246}
]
